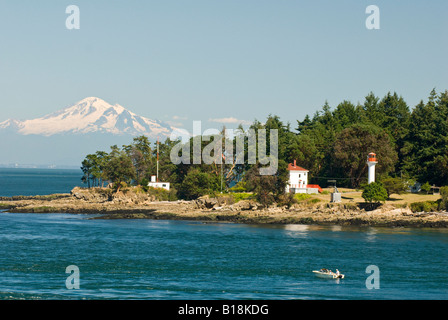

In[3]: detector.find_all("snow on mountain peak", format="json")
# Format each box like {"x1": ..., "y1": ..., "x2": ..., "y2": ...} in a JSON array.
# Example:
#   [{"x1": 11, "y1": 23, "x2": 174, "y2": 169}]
[{"x1": 0, "y1": 97, "x2": 174, "y2": 138}]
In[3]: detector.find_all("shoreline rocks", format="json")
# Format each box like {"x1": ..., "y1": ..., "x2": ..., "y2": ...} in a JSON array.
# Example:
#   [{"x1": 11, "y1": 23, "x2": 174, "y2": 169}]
[{"x1": 1, "y1": 187, "x2": 448, "y2": 228}]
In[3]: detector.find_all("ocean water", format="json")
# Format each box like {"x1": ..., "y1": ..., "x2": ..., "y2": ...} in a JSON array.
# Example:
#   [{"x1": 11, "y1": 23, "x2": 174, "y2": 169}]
[
  {"x1": 0, "y1": 168, "x2": 83, "y2": 197},
  {"x1": 0, "y1": 169, "x2": 447, "y2": 300},
  {"x1": 0, "y1": 213, "x2": 447, "y2": 300}
]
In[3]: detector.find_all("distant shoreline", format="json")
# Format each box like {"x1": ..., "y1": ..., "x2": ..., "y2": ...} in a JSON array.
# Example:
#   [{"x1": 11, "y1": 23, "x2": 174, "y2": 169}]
[{"x1": 1, "y1": 188, "x2": 448, "y2": 228}]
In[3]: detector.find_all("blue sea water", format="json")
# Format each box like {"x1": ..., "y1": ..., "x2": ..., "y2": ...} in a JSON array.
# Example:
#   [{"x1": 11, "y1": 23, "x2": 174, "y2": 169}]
[
  {"x1": 0, "y1": 213, "x2": 447, "y2": 300},
  {"x1": 0, "y1": 168, "x2": 83, "y2": 197},
  {"x1": 0, "y1": 169, "x2": 447, "y2": 300}
]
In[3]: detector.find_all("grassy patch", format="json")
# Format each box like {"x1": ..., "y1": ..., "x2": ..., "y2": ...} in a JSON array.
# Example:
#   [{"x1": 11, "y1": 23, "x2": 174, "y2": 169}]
[
  {"x1": 391, "y1": 203, "x2": 408, "y2": 209},
  {"x1": 294, "y1": 193, "x2": 312, "y2": 202},
  {"x1": 231, "y1": 193, "x2": 254, "y2": 203}
]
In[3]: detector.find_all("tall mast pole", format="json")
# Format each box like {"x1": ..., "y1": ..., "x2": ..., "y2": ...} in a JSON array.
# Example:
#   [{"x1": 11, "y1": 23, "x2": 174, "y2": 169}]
[
  {"x1": 157, "y1": 137, "x2": 159, "y2": 182},
  {"x1": 221, "y1": 132, "x2": 224, "y2": 193},
  {"x1": 221, "y1": 154, "x2": 223, "y2": 193}
]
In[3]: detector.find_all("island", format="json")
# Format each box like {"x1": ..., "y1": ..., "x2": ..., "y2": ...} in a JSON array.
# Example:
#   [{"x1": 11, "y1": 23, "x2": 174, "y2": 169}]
[{"x1": 1, "y1": 186, "x2": 447, "y2": 228}]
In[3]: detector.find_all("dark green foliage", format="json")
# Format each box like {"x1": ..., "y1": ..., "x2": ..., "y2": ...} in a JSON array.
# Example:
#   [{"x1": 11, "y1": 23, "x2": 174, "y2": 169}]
[
  {"x1": 276, "y1": 193, "x2": 297, "y2": 208},
  {"x1": 439, "y1": 186, "x2": 448, "y2": 210},
  {"x1": 244, "y1": 159, "x2": 289, "y2": 207},
  {"x1": 420, "y1": 182, "x2": 431, "y2": 194},
  {"x1": 104, "y1": 150, "x2": 136, "y2": 189},
  {"x1": 178, "y1": 168, "x2": 220, "y2": 200},
  {"x1": 362, "y1": 182, "x2": 388, "y2": 203},
  {"x1": 381, "y1": 177, "x2": 407, "y2": 198},
  {"x1": 410, "y1": 201, "x2": 439, "y2": 213},
  {"x1": 401, "y1": 89, "x2": 448, "y2": 185},
  {"x1": 122, "y1": 136, "x2": 152, "y2": 183},
  {"x1": 81, "y1": 151, "x2": 109, "y2": 187},
  {"x1": 333, "y1": 124, "x2": 397, "y2": 187}
]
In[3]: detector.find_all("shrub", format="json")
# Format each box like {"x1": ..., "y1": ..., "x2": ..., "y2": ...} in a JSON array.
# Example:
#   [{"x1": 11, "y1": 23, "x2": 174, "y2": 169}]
[
  {"x1": 228, "y1": 181, "x2": 247, "y2": 193},
  {"x1": 139, "y1": 178, "x2": 150, "y2": 192},
  {"x1": 147, "y1": 186, "x2": 165, "y2": 200},
  {"x1": 410, "y1": 201, "x2": 438, "y2": 212},
  {"x1": 256, "y1": 190, "x2": 275, "y2": 207},
  {"x1": 168, "y1": 187, "x2": 178, "y2": 201},
  {"x1": 228, "y1": 186, "x2": 247, "y2": 193},
  {"x1": 439, "y1": 186, "x2": 448, "y2": 210},
  {"x1": 277, "y1": 193, "x2": 297, "y2": 208},
  {"x1": 231, "y1": 192, "x2": 254, "y2": 203},
  {"x1": 381, "y1": 177, "x2": 407, "y2": 198},
  {"x1": 178, "y1": 169, "x2": 219, "y2": 200},
  {"x1": 420, "y1": 182, "x2": 431, "y2": 194},
  {"x1": 112, "y1": 181, "x2": 128, "y2": 192},
  {"x1": 362, "y1": 182, "x2": 388, "y2": 203},
  {"x1": 245, "y1": 160, "x2": 289, "y2": 207}
]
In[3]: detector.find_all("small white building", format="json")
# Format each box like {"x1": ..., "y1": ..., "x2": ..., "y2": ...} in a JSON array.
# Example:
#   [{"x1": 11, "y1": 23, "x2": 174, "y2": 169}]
[
  {"x1": 286, "y1": 160, "x2": 322, "y2": 194},
  {"x1": 286, "y1": 160, "x2": 309, "y2": 194},
  {"x1": 148, "y1": 175, "x2": 170, "y2": 191}
]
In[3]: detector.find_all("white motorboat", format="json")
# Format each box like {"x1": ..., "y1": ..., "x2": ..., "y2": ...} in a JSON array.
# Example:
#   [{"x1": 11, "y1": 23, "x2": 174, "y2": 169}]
[{"x1": 313, "y1": 269, "x2": 344, "y2": 279}]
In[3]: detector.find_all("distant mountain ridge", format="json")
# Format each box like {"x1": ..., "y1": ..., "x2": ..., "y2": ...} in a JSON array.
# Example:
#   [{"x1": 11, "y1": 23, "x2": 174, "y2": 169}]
[{"x1": 0, "y1": 97, "x2": 174, "y2": 138}]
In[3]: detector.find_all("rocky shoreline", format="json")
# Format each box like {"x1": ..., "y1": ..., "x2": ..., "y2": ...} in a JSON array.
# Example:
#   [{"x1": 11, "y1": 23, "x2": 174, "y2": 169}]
[{"x1": 1, "y1": 187, "x2": 448, "y2": 228}]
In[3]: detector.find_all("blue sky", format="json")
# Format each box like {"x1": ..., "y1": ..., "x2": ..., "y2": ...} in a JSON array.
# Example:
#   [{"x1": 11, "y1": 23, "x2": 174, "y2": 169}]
[{"x1": 0, "y1": 0, "x2": 447, "y2": 131}]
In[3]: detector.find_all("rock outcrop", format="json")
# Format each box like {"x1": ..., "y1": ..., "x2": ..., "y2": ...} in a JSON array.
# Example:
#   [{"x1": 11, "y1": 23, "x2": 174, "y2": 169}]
[{"x1": 2, "y1": 187, "x2": 448, "y2": 228}]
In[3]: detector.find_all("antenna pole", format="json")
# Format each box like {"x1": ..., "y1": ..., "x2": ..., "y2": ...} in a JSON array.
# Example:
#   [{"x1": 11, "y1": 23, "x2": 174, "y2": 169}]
[{"x1": 157, "y1": 137, "x2": 159, "y2": 182}]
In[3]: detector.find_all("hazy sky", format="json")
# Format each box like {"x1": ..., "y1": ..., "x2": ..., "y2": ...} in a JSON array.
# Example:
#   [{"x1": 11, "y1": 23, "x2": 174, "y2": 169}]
[{"x1": 0, "y1": 0, "x2": 447, "y2": 131}]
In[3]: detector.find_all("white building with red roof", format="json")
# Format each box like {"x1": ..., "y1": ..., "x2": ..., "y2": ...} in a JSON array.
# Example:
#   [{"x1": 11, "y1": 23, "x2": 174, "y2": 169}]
[{"x1": 286, "y1": 160, "x2": 321, "y2": 194}]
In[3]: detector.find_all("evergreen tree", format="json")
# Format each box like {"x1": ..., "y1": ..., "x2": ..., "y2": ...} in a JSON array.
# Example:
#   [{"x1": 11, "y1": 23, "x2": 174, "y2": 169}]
[
  {"x1": 104, "y1": 148, "x2": 136, "y2": 191},
  {"x1": 402, "y1": 89, "x2": 448, "y2": 185},
  {"x1": 333, "y1": 123, "x2": 397, "y2": 187},
  {"x1": 361, "y1": 92, "x2": 381, "y2": 126},
  {"x1": 332, "y1": 100, "x2": 363, "y2": 131}
]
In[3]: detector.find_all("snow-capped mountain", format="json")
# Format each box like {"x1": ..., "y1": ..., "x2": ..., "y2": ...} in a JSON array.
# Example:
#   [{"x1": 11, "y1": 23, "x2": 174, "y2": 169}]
[{"x1": 0, "y1": 97, "x2": 174, "y2": 138}]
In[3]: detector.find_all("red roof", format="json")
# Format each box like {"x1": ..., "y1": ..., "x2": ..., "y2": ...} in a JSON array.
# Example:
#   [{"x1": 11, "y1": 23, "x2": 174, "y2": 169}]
[
  {"x1": 306, "y1": 184, "x2": 323, "y2": 193},
  {"x1": 288, "y1": 160, "x2": 308, "y2": 171}
]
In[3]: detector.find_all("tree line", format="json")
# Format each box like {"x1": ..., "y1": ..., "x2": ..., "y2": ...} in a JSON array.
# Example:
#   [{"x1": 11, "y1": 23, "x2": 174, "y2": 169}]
[{"x1": 81, "y1": 88, "x2": 448, "y2": 201}]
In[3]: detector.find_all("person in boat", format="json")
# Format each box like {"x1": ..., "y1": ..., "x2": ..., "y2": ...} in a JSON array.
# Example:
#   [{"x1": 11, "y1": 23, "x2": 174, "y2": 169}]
[
  {"x1": 335, "y1": 269, "x2": 340, "y2": 276},
  {"x1": 320, "y1": 268, "x2": 329, "y2": 273}
]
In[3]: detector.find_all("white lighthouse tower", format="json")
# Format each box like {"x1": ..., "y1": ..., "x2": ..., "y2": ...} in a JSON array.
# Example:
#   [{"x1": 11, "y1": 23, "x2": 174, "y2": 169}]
[{"x1": 367, "y1": 153, "x2": 378, "y2": 184}]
